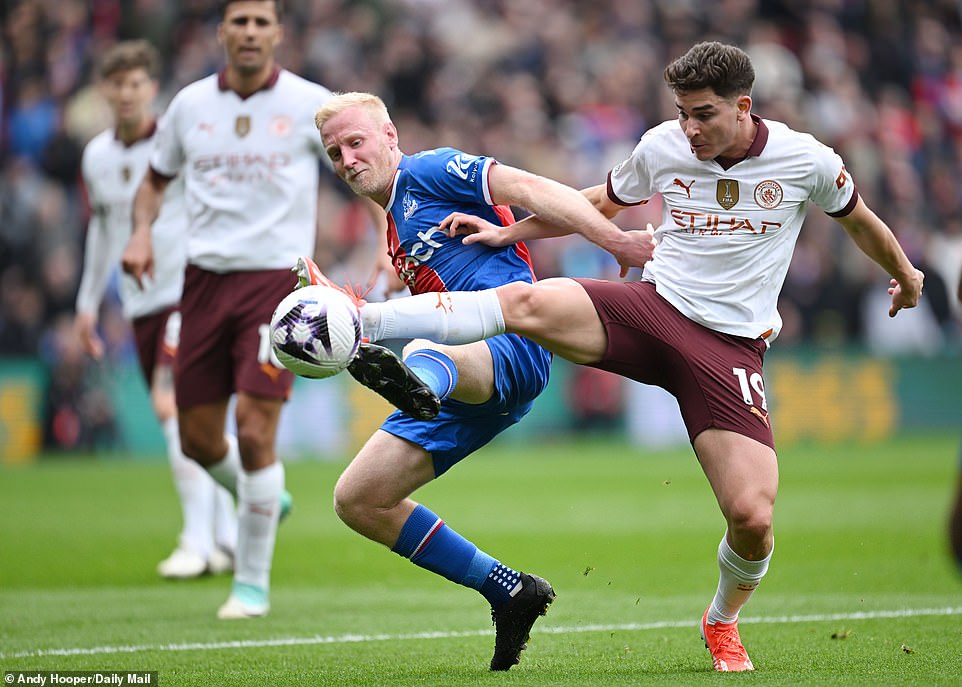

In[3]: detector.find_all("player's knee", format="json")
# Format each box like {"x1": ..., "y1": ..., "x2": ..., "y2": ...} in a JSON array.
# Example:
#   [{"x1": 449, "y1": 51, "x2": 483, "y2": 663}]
[
  {"x1": 179, "y1": 429, "x2": 213, "y2": 464},
  {"x1": 726, "y1": 498, "x2": 773, "y2": 544},
  {"x1": 333, "y1": 476, "x2": 366, "y2": 527},
  {"x1": 498, "y1": 281, "x2": 541, "y2": 325},
  {"x1": 181, "y1": 423, "x2": 233, "y2": 466}
]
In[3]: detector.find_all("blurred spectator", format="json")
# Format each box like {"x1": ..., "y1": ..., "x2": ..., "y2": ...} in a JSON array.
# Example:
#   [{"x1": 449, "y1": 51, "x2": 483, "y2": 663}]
[{"x1": 39, "y1": 313, "x2": 119, "y2": 452}]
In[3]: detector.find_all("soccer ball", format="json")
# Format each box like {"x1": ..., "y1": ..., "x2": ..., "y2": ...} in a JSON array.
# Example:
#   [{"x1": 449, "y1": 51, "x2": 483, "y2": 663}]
[{"x1": 269, "y1": 285, "x2": 363, "y2": 379}]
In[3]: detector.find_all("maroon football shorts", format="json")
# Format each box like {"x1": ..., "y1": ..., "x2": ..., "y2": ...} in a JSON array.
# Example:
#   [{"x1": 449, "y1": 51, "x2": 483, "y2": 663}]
[
  {"x1": 175, "y1": 265, "x2": 295, "y2": 409},
  {"x1": 132, "y1": 306, "x2": 178, "y2": 386},
  {"x1": 574, "y1": 279, "x2": 775, "y2": 450}
]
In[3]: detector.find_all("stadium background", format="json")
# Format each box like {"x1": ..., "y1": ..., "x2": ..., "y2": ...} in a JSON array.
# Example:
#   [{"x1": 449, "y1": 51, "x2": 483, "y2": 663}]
[{"x1": 1, "y1": 0, "x2": 960, "y2": 462}]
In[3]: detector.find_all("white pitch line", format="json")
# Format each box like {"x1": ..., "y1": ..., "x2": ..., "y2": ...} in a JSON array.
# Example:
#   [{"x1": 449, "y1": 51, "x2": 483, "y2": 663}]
[{"x1": 4, "y1": 606, "x2": 961, "y2": 660}]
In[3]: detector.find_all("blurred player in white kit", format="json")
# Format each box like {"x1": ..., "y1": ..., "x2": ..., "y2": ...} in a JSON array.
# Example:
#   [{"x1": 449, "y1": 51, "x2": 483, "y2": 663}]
[
  {"x1": 74, "y1": 39, "x2": 237, "y2": 580},
  {"x1": 122, "y1": 0, "x2": 335, "y2": 619}
]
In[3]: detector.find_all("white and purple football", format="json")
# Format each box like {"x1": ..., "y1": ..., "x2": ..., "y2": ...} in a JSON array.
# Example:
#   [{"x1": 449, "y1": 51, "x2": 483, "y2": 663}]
[{"x1": 269, "y1": 285, "x2": 362, "y2": 379}]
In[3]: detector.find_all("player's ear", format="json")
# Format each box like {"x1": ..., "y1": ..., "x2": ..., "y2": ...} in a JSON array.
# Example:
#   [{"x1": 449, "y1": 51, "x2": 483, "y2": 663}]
[
  {"x1": 216, "y1": 21, "x2": 225, "y2": 46},
  {"x1": 736, "y1": 94, "x2": 752, "y2": 119},
  {"x1": 273, "y1": 23, "x2": 284, "y2": 48},
  {"x1": 384, "y1": 121, "x2": 399, "y2": 146}
]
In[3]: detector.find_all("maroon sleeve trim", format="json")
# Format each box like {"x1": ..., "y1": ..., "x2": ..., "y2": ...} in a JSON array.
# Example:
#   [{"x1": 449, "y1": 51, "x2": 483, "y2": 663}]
[
  {"x1": 826, "y1": 187, "x2": 859, "y2": 218},
  {"x1": 606, "y1": 170, "x2": 646, "y2": 207},
  {"x1": 148, "y1": 165, "x2": 177, "y2": 182}
]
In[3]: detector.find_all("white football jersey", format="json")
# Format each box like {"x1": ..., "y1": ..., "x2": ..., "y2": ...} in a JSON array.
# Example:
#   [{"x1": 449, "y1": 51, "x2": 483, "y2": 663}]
[
  {"x1": 76, "y1": 124, "x2": 186, "y2": 320},
  {"x1": 151, "y1": 68, "x2": 331, "y2": 272},
  {"x1": 608, "y1": 117, "x2": 856, "y2": 342}
]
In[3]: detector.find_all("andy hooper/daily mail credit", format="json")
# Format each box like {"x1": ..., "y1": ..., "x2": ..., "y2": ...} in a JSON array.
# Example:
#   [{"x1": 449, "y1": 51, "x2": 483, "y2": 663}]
[{"x1": 5, "y1": 673, "x2": 157, "y2": 686}]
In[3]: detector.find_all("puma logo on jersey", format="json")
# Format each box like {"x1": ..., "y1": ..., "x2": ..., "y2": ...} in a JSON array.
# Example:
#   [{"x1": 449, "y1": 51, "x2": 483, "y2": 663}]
[
  {"x1": 750, "y1": 406, "x2": 770, "y2": 427},
  {"x1": 673, "y1": 178, "x2": 695, "y2": 198},
  {"x1": 434, "y1": 292, "x2": 453, "y2": 313},
  {"x1": 260, "y1": 362, "x2": 283, "y2": 382}
]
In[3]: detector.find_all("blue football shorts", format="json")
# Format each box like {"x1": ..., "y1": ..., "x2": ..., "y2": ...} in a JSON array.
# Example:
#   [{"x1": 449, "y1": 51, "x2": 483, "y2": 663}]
[{"x1": 378, "y1": 333, "x2": 552, "y2": 476}]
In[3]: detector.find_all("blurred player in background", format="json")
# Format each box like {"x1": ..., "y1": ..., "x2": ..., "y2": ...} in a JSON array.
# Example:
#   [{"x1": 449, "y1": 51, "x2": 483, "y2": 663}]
[
  {"x1": 951, "y1": 270, "x2": 962, "y2": 572},
  {"x1": 326, "y1": 43, "x2": 924, "y2": 672},
  {"x1": 122, "y1": 0, "x2": 333, "y2": 619},
  {"x1": 74, "y1": 40, "x2": 237, "y2": 580},
  {"x1": 297, "y1": 91, "x2": 653, "y2": 671}
]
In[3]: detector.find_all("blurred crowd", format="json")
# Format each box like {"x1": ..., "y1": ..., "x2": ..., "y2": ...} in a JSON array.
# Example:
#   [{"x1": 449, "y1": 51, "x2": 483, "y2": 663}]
[{"x1": 2, "y1": 0, "x2": 961, "y2": 449}]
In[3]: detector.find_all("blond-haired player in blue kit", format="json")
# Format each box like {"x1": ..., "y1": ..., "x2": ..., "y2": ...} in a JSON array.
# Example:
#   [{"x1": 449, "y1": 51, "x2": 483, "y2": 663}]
[
  {"x1": 304, "y1": 44, "x2": 924, "y2": 673},
  {"x1": 296, "y1": 90, "x2": 654, "y2": 671}
]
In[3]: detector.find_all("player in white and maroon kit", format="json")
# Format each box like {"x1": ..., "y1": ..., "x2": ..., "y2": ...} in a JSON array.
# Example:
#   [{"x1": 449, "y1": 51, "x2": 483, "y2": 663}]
[
  {"x1": 122, "y1": 0, "x2": 332, "y2": 619},
  {"x1": 74, "y1": 40, "x2": 237, "y2": 581},
  {"x1": 342, "y1": 42, "x2": 924, "y2": 671}
]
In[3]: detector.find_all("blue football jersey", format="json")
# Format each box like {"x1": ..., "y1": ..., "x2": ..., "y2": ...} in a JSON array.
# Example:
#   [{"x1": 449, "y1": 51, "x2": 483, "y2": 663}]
[{"x1": 386, "y1": 148, "x2": 537, "y2": 294}]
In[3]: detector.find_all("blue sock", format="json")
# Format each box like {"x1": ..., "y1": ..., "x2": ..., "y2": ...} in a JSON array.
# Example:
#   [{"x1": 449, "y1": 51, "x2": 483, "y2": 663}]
[
  {"x1": 404, "y1": 349, "x2": 458, "y2": 400},
  {"x1": 393, "y1": 505, "x2": 521, "y2": 609}
]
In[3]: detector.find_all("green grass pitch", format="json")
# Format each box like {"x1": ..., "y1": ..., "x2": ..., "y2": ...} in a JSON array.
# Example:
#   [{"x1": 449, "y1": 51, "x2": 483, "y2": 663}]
[{"x1": 2, "y1": 433, "x2": 961, "y2": 686}]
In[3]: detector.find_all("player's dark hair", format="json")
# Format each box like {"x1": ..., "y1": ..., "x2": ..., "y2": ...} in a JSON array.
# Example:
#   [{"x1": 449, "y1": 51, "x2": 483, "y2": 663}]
[
  {"x1": 218, "y1": 0, "x2": 284, "y2": 21},
  {"x1": 98, "y1": 39, "x2": 161, "y2": 80},
  {"x1": 663, "y1": 41, "x2": 754, "y2": 99}
]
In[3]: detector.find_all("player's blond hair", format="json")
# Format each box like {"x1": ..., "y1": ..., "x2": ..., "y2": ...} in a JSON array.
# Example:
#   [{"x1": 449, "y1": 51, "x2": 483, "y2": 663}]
[{"x1": 314, "y1": 92, "x2": 391, "y2": 132}]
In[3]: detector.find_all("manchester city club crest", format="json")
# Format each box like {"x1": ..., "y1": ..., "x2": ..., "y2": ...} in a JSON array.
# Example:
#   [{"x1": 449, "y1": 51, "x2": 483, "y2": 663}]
[
  {"x1": 754, "y1": 180, "x2": 784, "y2": 209},
  {"x1": 235, "y1": 115, "x2": 251, "y2": 138},
  {"x1": 716, "y1": 179, "x2": 739, "y2": 210}
]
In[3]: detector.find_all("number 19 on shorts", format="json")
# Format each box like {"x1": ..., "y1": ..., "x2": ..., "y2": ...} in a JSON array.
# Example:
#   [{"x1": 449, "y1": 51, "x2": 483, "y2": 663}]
[{"x1": 733, "y1": 367, "x2": 767, "y2": 410}]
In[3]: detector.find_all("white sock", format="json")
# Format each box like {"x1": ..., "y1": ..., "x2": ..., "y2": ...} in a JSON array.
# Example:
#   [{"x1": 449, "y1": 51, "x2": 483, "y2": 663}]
[
  {"x1": 234, "y1": 462, "x2": 284, "y2": 591},
  {"x1": 707, "y1": 534, "x2": 772, "y2": 624},
  {"x1": 206, "y1": 434, "x2": 241, "y2": 497},
  {"x1": 163, "y1": 417, "x2": 214, "y2": 557},
  {"x1": 362, "y1": 288, "x2": 505, "y2": 344},
  {"x1": 214, "y1": 485, "x2": 238, "y2": 554}
]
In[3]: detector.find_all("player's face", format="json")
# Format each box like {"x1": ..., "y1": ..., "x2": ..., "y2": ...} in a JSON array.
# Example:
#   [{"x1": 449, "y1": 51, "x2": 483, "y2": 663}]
[
  {"x1": 218, "y1": 1, "x2": 282, "y2": 74},
  {"x1": 322, "y1": 106, "x2": 399, "y2": 204},
  {"x1": 674, "y1": 88, "x2": 751, "y2": 161},
  {"x1": 101, "y1": 68, "x2": 157, "y2": 129}
]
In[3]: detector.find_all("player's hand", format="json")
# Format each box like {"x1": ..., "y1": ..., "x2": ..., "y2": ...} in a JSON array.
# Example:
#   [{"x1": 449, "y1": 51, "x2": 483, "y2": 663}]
[
  {"x1": 888, "y1": 268, "x2": 924, "y2": 317},
  {"x1": 121, "y1": 228, "x2": 154, "y2": 290},
  {"x1": 440, "y1": 212, "x2": 511, "y2": 247},
  {"x1": 614, "y1": 224, "x2": 658, "y2": 278},
  {"x1": 74, "y1": 312, "x2": 105, "y2": 360}
]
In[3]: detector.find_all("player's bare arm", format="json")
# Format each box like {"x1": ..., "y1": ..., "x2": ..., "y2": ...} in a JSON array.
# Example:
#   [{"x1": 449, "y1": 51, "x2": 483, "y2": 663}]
[
  {"x1": 123, "y1": 168, "x2": 170, "y2": 288},
  {"x1": 445, "y1": 164, "x2": 655, "y2": 274},
  {"x1": 74, "y1": 311, "x2": 105, "y2": 359},
  {"x1": 834, "y1": 196, "x2": 924, "y2": 317},
  {"x1": 442, "y1": 212, "x2": 520, "y2": 246}
]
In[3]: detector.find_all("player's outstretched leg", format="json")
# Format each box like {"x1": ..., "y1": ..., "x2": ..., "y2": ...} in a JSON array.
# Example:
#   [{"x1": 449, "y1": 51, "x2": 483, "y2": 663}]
[
  {"x1": 293, "y1": 255, "x2": 349, "y2": 293},
  {"x1": 489, "y1": 573, "x2": 556, "y2": 671},
  {"x1": 292, "y1": 256, "x2": 440, "y2": 420},
  {"x1": 347, "y1": 343, "x2": 441, "y2": 420}
]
